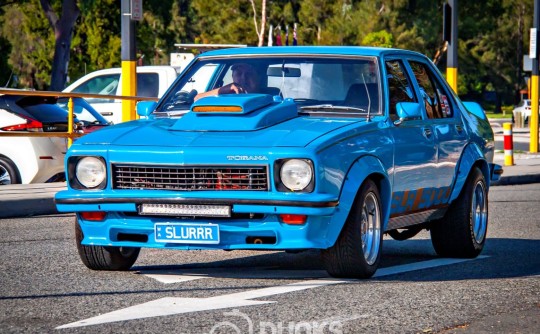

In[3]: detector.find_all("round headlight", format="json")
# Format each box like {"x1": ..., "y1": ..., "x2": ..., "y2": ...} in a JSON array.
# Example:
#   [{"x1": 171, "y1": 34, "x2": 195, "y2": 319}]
[
  {"x1": 75, "y1": 157, "x2": 106, "y2": 188},
  {"x1": 280, "y1": 159, "x2": 313, "y2": 191}
]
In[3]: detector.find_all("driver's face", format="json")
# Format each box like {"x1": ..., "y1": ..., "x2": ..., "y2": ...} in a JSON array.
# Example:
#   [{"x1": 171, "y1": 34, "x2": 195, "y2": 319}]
[{"x1": 232, "y1": 64, "x2": 259, "y2": 93}]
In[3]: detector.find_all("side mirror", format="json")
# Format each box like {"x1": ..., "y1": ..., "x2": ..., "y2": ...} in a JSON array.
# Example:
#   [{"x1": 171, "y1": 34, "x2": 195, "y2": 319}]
[
  {"x1": 137, "y1": 101, "x2": 157, "y2": 117},
  {"x1": 394, "y1": 102, "x2": 422, "y2": 125}
]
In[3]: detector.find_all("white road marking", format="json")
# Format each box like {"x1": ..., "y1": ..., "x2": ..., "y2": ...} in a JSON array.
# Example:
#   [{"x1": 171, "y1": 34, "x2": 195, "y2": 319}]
[
  {"x1": 140, "y1": 272, "x2": 209, "y2": 284},
  {"x1": 373, "y1": 256, "x2": 488, "y2": 278},
  {"x1": 139, "y1": 268, "x2": 329, "y2": 283},
  {"x1": 57, "y1": 256, "x2": 488, "y2": 329}
]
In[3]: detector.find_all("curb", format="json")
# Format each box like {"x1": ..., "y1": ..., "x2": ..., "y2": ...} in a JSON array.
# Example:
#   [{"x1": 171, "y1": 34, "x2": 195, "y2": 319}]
[
  {"x1": 0, "y1": 197, "x2": 60, "y2": 218},
  {"x1": 0, "y1": 183, "x2": 64, "y2": 218},
  {"x1": 491, "y1": 174, "x2": 540, "y2": 186}
]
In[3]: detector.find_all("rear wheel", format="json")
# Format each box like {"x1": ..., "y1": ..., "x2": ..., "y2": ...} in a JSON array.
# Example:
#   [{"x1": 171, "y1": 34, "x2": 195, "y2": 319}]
[
  {"x1": 430, "y1": 167, "x2": 488, "y2": 258},
  {"x1": 0, "y1": 156, "x2": 20, "y2": 185},
  {"x1": 75, "y1": 218, "x2": 140, "y2": 270},
  {"x1": 322, "y1": 179, "x2": 382, "y2": 278}
]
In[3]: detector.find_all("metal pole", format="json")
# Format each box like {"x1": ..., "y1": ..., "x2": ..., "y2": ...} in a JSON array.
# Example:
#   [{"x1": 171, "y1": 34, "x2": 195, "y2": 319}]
[
  {"x1": 446, "y1": 0, "x2": 458, "y2": 94},
  {"x1": 531, "y1": 0, "x2": 539, "y2": 153},
  {"x1": 121, "y1": 0, "x2": 137, "y2": 122}
]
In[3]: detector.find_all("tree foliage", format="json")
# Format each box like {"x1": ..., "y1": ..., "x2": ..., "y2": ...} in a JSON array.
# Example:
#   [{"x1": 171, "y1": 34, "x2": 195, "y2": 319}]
[{"x1": 0, "y1": 0, "x2": 535, "y2": 106}]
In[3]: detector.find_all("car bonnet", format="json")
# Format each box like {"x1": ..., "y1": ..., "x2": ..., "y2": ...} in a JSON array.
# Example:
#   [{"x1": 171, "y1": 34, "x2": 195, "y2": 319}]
[{"x1": 76, "y1": 95, "x2": 360, "y2": 148}]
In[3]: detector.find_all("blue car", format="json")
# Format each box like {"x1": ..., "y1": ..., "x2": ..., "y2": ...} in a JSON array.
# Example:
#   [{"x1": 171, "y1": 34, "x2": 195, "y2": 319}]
[{"x1": 55, "y1": 46, "x2": 502, "y2": 278}]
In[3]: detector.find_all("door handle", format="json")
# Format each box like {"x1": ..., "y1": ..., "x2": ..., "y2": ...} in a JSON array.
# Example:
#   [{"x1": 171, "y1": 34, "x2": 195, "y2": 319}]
[{"x1": 423, "y1": 127, "x2": 432, "y2": 138}]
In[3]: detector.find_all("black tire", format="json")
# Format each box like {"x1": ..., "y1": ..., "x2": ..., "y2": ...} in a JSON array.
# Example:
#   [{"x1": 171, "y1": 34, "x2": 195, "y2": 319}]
[
  {"x1": 322, "y1": 179, "x2": 383, "y2": 278},
  {"x1": 0, "y1": 156, "x2": 21, "y2": 185},
  {"x1": 430, "y1": 167, "x2": 488, "y2": 258},
  {"x1": 75, "y1": 218, "x2": 140, "y2": 271}
]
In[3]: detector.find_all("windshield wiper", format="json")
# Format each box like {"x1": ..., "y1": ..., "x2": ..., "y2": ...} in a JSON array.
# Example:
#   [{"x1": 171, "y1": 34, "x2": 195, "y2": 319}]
[
  {"x1": 300, "y1": 104, "x2": 367, "y2": 113},
  {"x1": 154, "y1": 110, "x2": 189, "y2": 118}
]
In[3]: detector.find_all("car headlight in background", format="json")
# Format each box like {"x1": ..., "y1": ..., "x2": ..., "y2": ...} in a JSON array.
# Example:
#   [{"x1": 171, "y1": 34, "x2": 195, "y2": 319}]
[
  {"x1": 72, "y1": 156, "x2": 106, "y2": 189},
  {"x1": 277, "y1": 159, "x2": 314, "y2": 192}
]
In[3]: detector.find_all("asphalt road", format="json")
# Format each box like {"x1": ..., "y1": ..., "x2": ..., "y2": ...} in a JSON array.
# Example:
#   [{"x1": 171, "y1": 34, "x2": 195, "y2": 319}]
[{"x1": 0, "y1": 184, "x2": 539, "y2": 334}]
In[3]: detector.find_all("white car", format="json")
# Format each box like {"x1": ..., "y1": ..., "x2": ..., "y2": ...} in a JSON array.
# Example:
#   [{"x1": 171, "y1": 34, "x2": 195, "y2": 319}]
[
  {"x1": 512, "y1": 99, "x2": 533, "y2": 123},
  {"x1": 0, "y1": 94, "x2": 108, "y2": 185},
  {"x1": 63, "y1": 66, "x2": 178, "y2": 124}
]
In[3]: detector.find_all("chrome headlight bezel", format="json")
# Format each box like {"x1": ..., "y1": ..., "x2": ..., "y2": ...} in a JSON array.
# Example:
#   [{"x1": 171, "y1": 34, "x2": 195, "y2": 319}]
[
  {"x1": 68, "y1": 156, "x2": 107, "y2": 190},
  {"x1": 275, "y1": 158, "x2": 314, "y2": 192}
]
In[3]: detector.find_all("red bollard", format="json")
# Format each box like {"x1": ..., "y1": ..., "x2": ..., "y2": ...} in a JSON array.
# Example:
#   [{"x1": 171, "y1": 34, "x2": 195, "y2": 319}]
[{"x1": 503, "y1": 122, "x2": 514, "y2": 166}]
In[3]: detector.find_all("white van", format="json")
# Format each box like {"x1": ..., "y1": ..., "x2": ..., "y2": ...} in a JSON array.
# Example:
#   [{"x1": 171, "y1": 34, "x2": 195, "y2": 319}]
[{"x1": 63, "y1": 66, "x2": 178, "y2": 124}]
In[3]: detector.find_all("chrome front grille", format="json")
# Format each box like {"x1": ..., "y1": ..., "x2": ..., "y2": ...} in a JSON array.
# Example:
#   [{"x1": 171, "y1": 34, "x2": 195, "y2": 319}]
[{"x1": 112, "y1": 164, "x2": 268, "y2": 191}]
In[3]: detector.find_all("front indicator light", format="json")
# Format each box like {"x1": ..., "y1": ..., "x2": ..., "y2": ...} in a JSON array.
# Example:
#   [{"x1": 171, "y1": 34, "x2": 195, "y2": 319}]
[{"x1": 280, "y1": 214, "x2": 307, "y2": 225}]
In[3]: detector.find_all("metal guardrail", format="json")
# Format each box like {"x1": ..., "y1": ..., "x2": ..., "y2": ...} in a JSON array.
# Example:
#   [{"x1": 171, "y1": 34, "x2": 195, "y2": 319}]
[{"x1": 0, "y1": 89, "x2": 158, "y2": 146}]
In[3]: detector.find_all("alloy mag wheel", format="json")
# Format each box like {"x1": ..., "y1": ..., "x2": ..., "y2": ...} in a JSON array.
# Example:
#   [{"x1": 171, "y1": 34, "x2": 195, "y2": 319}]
[
  {"x1": 471, "y1": 180, "x2": 487, "y2": 244},
  {"x1": 361, "y1": 191, "x2": 381, "y2": 265}
]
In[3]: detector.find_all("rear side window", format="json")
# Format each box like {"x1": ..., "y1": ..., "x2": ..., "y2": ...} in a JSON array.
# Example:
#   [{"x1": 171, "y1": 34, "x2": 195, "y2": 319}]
[
  {"x1": 137, "y1": 73, "x2": 160, "y2": 97},
  {"x1": 385, "y1": 60, "x2": 415, "y2": 117},
  {"x1": 409, "y1": 61, "x2": 453, "y2": 118}
]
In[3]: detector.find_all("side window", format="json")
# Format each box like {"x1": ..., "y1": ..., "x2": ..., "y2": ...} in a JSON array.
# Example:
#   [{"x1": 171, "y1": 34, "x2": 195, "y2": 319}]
[
  {"x1": 409, "y1": 61, "x2": 453, "y2": 119},
  {"x1": 71, "y1": 74, "x2": 120, "y2": 96},
  {"x1": 137, "y1": 73, "x2": 159, "y2": 97},
  {"x1": 385, "y1": 60, "x2": 415, "y2": 117}
]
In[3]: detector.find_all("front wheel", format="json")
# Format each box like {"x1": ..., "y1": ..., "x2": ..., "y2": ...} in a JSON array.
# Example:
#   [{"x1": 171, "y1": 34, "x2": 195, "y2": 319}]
[
  {"x1": 322, "y1": 179, "x2": 383, "y2": 278},
  {"x1": 430, "y1": 167, "x2": 488, "y2": 258},
  {"x1": 75, "y1": 219, "x2": 140, "y2": 270}
]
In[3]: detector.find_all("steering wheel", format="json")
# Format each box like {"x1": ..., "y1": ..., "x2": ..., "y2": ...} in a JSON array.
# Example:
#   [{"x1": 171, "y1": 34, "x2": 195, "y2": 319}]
[{"x1": 174, "y1": 89, "x2": 198, "y2": 105}]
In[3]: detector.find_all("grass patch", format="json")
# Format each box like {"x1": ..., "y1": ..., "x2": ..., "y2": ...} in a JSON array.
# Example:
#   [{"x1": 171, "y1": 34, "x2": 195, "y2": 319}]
[
  {"x1": 485, "y1": 112, "x2": 511, "y2": 119},
  {"x1": 480, "y1": 104, "x2": 513, "y2": 119},
  {"x1": 496, "y1": 149, "x2": 527, "y2": 154}
]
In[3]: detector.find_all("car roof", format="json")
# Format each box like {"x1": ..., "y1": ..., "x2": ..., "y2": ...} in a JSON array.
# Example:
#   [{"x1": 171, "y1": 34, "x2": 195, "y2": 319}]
[{"x1": 198, "y1": 46, "x2": 424, "y2": 59}]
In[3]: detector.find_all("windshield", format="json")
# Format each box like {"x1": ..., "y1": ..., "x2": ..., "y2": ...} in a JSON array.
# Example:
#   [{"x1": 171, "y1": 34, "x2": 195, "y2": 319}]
[{"x1": 157, "y1": 56, "x2": 381, "y2": 116}]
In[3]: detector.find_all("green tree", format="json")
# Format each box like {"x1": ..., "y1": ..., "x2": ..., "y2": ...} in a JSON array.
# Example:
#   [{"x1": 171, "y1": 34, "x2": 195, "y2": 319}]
[
  {"x1": 70, "y1": 0, "x2": 120, "y2": 81},
  {"x1": 191, "y1": 0, "x2": 255, "y2": 44},
  {"x1": 456, "y1": 0, "x2": 533, "y2": 107},
  {"x1": 1, "y1": 0, "x2": 54, "y2": 89},
  {"x1": 298, "y1": 0, "x2": 334, "y2": 44},
  {"x1": 362, "y1": 30, "x2": 394, "y2": 48}
]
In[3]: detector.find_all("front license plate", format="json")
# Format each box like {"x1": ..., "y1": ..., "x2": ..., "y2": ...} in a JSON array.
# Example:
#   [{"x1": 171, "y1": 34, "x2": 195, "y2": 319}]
[{"x1": 155, "y1": 223, "x2": 220, "y2": 244}]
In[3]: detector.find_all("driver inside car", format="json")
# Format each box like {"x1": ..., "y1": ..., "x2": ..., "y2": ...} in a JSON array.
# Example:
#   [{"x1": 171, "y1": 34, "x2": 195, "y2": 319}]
[{"x1": 194, "y1": 63, "x2": 261, "y2": 101}]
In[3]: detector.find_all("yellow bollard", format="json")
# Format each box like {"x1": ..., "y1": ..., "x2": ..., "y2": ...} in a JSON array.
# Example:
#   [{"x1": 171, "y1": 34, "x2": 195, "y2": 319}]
[
  {"x1": 67, "y1": 97, "x2": 74, "y2": 148},
  {"x1": 503, "y1": 122, "x2": 514, "y2": 166}
]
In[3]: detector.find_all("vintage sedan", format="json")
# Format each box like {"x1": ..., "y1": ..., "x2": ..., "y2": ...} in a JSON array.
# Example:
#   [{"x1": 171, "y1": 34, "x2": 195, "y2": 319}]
[{"x1": 55, "y1": 46, "x2": 502, "y2": 278}]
